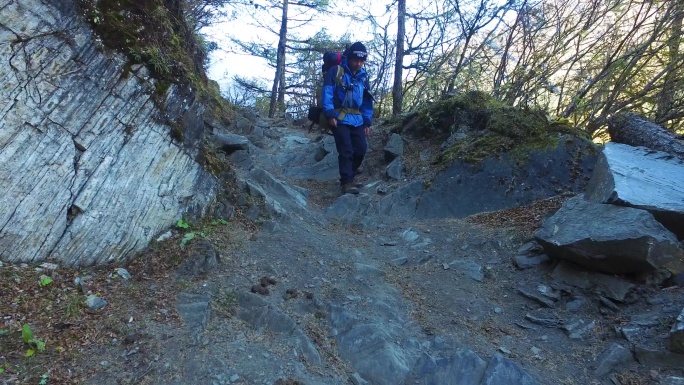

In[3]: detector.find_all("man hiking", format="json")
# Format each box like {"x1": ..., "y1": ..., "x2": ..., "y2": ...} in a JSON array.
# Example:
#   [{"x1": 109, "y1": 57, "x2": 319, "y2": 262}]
[{"x1": 321, "y1": 42, "x2": 374, "y2": 195}]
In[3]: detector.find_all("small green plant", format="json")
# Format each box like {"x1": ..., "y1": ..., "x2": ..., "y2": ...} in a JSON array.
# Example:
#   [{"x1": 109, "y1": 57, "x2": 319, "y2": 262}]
[
  {"x1": 22, "y1": 324, "x2": 46, "y2": 357},
  {"x1": 39, "y1": 373, "x2": 48, "y2": 385},
  {"x1": 211, "y1": 219, "x2": 228, "y2": 226},
  {"x1": 0, "y1": 367, "x2": 4, "y2": 374},
  {"x1": 177, "y1": 219, "x2": 190, "y2": 229},
  {"x1": 180, "y1": 232, "x2": 196, "y2": 249},
  {"x1": 39, "y1": 275, "x2": 53, "y2": 287}
]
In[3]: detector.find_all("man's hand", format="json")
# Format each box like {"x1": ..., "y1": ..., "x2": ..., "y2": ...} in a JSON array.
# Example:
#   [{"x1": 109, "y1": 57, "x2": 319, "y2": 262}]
[
  {"x1": 364, "y1": 126, "x2": 370, "y2": 136},
  {"x1": 329, "y1": 118, "x2": 337, "y2": 128}
]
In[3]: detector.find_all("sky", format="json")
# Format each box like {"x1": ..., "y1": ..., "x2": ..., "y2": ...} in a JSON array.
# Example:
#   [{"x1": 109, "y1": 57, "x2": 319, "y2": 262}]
[{"x1": 201, "y1": 0, "x2": 391, "y2": 96}]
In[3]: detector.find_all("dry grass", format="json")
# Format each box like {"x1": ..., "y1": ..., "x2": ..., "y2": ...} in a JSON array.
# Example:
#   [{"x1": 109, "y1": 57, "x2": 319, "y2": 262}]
[{"x1": 466, "y1": 195, "x2": 570, "y2": 237}]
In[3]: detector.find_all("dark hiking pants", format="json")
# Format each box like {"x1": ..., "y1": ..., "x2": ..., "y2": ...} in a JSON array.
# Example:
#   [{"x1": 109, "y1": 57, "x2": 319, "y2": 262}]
[{"x1": 332, "y1": 123, "x2": 367, "y2": 185}]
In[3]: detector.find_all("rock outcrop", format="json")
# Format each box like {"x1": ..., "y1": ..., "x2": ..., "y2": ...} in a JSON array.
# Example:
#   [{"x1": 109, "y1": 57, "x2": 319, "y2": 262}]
[
  {"x1": 586, "y1": 142, "x2": 684, "y2": 239},
  {"x1": 375, "y1": 135, "x2": 597, "y2": 219},
  {"x1": 0, "y1": 0, "x2": 217, "y2": 266},
  {"x1": 535, "y1": 197, "x2": 683, "y2": 274}
]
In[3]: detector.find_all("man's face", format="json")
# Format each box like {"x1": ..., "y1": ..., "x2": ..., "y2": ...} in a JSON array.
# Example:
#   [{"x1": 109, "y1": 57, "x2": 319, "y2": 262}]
[{"x1": 348, "y1": 57, "x2": 365, "y2": 73}]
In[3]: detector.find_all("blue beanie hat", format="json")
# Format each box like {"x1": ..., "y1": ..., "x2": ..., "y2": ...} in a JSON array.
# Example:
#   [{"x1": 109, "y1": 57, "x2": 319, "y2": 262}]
[{"x1": 347, "y1": 42, "x2": 367, "y2": 59}]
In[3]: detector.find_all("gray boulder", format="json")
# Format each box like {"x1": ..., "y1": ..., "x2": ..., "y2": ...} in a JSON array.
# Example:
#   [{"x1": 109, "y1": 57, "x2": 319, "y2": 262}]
[
  {"x1": 594, "y1": 343, "x2": 633, "y2": 376},
  {"x1": 535, "y1": 197, "x2": 683, "y2": 274},
  {"x1": 586, "y1": 142, "x2": 684, "y2": 239},
  {"x1": 245, "y1": 168, "x2": 309, "y2": 218},
  {"x1": 384, "y1": 133, "x2": 404, "y2": 162},
  {"x1": 386, "y1": 157, "x2": 404, "y2": 180},
  {"x1": 212, "y1": 132, "x2": 250, "y2": 154},
  {"x1": 414, "y1": 135, "x2": 597, "y2": 219}
]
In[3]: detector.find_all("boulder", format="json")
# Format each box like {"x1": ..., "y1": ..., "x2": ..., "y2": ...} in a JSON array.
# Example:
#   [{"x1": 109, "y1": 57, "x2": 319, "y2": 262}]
[
  {"x1": 386, "y1": 157, "x2": 404, "y2": 180},
  {"x1": 593, "y1": 343, "x2": 633, "y2": 376},
  {"x1": 414, "y1": 135, "x2": 597, "y2": 219},
  {"x1": 535, "y1": 197, "x2": 683, "y2": 274},
  {"x1": 586, "y1": 142, "x2": 684, "y2": 239},
  {"x1": 384, "y1": 133, "x2": 404, "y2": 162},
  {"x1": 212, "y1": 132, "x2": 250, "y2": 154}
]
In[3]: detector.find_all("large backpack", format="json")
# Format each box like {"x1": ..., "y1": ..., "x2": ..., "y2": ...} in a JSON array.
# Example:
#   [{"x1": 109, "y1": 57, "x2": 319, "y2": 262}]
[{"x1": 307, "y1": 51, "x2": 344, "y2": 132}]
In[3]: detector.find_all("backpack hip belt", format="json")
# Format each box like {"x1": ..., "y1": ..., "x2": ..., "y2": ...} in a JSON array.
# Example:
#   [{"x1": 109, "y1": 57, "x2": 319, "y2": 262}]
[{"x1": 336, "y1": 108, "x2": 361, "y2": 121}]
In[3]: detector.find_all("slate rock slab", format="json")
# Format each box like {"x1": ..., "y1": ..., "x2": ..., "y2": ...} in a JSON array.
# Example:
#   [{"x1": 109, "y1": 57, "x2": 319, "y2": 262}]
[
  {"x1": 550, "y1": 261, "x2": 635, "y2": 302},
  {"x1": 177, "y1": 292, "x2": 211, "y2": 344},
  {"x1": 634, "y1": 346, "x2": 684, "y2": 368},
  {"x1": 405, "y1": 350, "x2": 487, "y2": 385},
  {"x1": 669, "y1": 308, "x2": 684, "y2": 353},
  {"x1": 482, "y1": 354, "x2": 541, "y2": 385},
  {"x1": 513, "y1": 254, "x2": 550, "y2": 269},
  {"x1": 449, "y1": 260, "x2": 485, "y2": 282},
  {"x1": 594, "y1": 343, "x2": 633, "y2": 376},
  {"x1": 213, "y1": 132, "x2": 250, "y2": 154},
  {"x1": 236, "y1": 292, "x2": 322, "y2": 366},
  {"x1": 586, "y1": 142, "x2": 684, "y2": 239},
  {"x1": 384, "y1": 133, "x2": 404, "y2": 162},
  {"x1": 386, "y1": 157, "x2": 404, "y2": 180},
  {"x1": 535, "y1": 196, "x2": 683, "y2": 274},
  {"x1": 334, "y1": 323, "x2": 415, "y2": 385},
  {"x1": 376, "y1": 180, "x2": 424, "y2": 218}
]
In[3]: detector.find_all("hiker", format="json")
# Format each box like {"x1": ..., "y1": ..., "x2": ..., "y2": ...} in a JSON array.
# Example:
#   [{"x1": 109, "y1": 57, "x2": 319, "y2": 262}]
[{"x1": 321, "y1": 42, "x2": 374, "y2": 195}]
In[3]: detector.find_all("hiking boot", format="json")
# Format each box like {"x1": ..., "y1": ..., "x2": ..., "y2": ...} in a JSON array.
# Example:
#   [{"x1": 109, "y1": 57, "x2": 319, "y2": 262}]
[{"x1": 341, "y1": 183, "x2": 360, "y2": 195}]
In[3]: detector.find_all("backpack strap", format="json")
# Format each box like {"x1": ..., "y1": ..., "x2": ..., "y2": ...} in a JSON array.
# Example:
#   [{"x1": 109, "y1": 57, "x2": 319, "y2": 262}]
[
  {"x1": 335, "y1": 65, "x2": 344, "y2": 86},
  {"x1": 334, "y1": 66, "x2": 362, "y2": 121}
]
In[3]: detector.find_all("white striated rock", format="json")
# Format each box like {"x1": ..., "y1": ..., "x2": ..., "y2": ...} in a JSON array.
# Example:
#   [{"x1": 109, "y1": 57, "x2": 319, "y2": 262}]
[{"x1": 0, "y1": 0, "x2": 217, "y2": 266}]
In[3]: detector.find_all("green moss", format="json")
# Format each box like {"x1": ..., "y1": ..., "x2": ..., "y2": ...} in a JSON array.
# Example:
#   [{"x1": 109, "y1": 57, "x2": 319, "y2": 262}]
[
  {"x1": 77, "y1": 0, "x2": 208, "y2": 94},
  {"x1": 169, "y1": 120, "x2": 184, "y2": 142},
  {"x1": 203, "y1": 147, "x2": 230, "y2": 176},
  {"x1": 441, "y1": 133, "x2": 516, "y2": 164},
  {"x1": 154, "y1": 79, "x2": 171, "y2": 98},
  {"x1": 416, "y1": 92, "x2": 485, "y2": 136},
  {"x1": 411, "y1": 91, "x2": 586, "y2": 165}
]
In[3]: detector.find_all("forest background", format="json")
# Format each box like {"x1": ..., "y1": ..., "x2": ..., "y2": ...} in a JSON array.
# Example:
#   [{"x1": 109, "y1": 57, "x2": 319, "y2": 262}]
[{"x1": 195, "y1": 0, "x2": 683, "y2": 138}]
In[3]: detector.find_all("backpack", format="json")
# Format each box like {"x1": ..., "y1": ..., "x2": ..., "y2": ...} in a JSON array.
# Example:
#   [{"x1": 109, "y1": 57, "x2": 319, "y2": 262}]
[{"x1": 307, "y1": 51, "x2": 344, "y2": 132}]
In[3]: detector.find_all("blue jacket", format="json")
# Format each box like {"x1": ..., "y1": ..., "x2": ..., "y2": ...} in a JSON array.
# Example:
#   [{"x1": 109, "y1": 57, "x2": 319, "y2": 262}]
[{"x1": 321, "y1": 59, "x2": 374, "y2": 128}]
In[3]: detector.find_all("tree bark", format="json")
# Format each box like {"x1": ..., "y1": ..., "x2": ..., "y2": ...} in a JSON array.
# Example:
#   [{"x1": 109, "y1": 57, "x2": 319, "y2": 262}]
[
  {"x1": 392, "y1": 0, "x2": 406, "y2": 116},
  {"x1": 607, "y1": 112, "x2": 684, "y2": 157},
  {"x1": 656, "y1": 0, "x2": 683, "y2": 125},
  {"x1": 269, "y1": 0, "x2": 288, "y2": 118}
]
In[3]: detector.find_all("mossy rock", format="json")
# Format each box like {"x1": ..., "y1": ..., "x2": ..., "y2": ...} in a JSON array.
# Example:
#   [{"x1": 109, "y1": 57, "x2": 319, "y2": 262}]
[
  {"x1": 406, "y1": 91, "x2": 586, "y2": 164},
  {"x1": 77, "y1": 0, "x2": 208, "y2": 93}
]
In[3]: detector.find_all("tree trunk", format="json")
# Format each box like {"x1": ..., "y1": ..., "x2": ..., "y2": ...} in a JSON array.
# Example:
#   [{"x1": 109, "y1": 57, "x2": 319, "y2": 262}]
[
  {"x1": 391, "y1": 0, "x2": 406, "y2": 116},
  {"x1": 656, "y1": 0, "x2": 683, "y2": 124},
  {"x1": 269, "y1": 0, "x2": 288, "y2": 118},
  {"x1": 607, "y1": 112, "x2": 684, "y2": 157},
  {"x1": 278, "y1": 65, "x2": 286, "y2": 113}
]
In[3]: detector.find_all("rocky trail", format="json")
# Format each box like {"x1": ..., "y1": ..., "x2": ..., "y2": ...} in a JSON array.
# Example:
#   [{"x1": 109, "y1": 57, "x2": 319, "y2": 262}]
[{"x1": 2, "y1": 115, "x2": 684, "y2": 385}]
